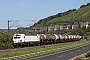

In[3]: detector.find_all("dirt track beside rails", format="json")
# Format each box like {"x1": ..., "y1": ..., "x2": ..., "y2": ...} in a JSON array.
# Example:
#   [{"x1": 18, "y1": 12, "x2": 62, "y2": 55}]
[{"x1": 0, "y1": 40, "x2": 85, "y2": 55}]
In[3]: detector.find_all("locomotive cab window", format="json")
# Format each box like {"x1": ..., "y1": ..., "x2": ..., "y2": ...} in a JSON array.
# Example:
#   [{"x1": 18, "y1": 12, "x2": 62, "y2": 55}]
[{"x1": 14, "y1": 37, "x2": 20, "y2": 39}]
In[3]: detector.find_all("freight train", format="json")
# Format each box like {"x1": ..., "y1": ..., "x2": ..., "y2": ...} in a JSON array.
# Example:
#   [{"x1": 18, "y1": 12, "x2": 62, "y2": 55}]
[{"x1": 13, "y1": 34, "x2": 81, "y2": 47}]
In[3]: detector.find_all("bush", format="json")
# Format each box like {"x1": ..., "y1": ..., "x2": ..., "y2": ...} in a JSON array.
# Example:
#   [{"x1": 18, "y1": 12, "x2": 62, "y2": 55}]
[{"x1": 0, "y1": 31, "x2": 13, "y2": 49}]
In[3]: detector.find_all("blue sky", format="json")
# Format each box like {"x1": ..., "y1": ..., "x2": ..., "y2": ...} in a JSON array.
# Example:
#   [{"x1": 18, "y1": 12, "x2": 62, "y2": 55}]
[{"x1": 0, "y1": 0, "x2": 90, "y2": 29}]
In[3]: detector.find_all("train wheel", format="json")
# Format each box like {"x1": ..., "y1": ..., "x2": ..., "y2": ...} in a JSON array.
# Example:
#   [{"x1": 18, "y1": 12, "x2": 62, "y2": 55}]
[{"x1": 16, "y1": 44, "x2": 19, "y2": 48}]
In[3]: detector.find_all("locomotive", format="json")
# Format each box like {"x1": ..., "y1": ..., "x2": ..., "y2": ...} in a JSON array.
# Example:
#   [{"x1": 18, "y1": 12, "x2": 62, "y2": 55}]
[{"x1": 13, "y1": 34, "x2": 81, "y2": 47}]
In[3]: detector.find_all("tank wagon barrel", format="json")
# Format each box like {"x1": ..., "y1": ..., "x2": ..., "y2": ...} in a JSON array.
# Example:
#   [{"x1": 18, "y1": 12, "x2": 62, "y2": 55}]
[{"x1": 13, "y1": 34, "x2": 82, "y2": 47}]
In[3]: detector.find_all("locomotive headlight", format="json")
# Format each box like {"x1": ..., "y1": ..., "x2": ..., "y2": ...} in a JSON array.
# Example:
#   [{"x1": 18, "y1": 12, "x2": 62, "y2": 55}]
[{"x1": 20, "y1": 40, "x2": 22, "y2": 42}]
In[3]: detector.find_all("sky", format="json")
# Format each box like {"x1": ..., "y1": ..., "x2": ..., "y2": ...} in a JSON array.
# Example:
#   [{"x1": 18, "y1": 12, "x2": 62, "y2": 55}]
[{"x1": 0, "y1": 0, "x2": 90, "y2": 29}]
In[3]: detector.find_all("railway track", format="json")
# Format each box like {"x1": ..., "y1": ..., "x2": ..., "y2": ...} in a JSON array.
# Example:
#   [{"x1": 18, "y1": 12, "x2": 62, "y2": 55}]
[{"x1": 0, "y1": 40, "x2": 85, "y2": 55}]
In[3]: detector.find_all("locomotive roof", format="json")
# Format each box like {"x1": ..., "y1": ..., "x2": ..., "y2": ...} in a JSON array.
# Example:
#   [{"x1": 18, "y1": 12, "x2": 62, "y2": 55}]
[{"x1": 25, "y1": 34, "x2": 37, "y2": 36}]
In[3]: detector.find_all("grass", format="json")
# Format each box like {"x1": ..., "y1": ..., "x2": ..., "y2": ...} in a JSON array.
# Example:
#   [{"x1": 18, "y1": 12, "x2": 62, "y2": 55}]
[
  {"x1": 47, "y1": 5, "x2": 90, "y2": 24},
  {"x1": 75, "y1": 54, "x2": 90, "y2": 60},
  {"x1": 0, "y1": 40, "x2": 90, "y2": 59}
]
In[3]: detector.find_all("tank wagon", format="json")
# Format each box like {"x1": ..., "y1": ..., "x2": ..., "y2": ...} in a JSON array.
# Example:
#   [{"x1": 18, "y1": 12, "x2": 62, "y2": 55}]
[{"x1": 13, "y1": 34, "x2": 81, "y2": 47}]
